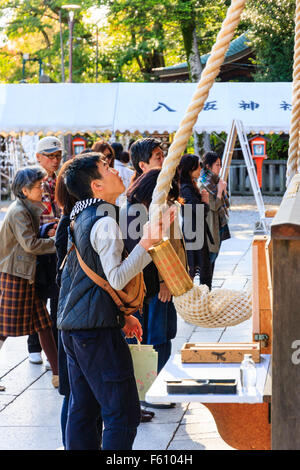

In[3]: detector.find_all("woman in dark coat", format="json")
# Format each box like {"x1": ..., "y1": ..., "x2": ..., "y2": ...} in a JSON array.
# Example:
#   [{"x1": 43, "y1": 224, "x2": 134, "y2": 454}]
[
  {"x1": 178, "y1": 154, "x2": 214, "y2": 289},
  {"x1": 123, "y1": 169, "x2": 186, "y2": 376}
]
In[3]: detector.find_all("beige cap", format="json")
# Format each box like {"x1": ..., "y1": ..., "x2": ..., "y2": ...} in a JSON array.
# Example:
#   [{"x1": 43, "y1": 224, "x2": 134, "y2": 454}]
[{"x1": 36, "y1": 136, "x2": 63, "y2": 154}]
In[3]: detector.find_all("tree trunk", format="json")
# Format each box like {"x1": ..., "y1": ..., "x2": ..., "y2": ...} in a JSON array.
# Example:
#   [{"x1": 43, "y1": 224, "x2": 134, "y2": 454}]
[
  {"x1": 189, "y1": 28, "x2": 202, "y2": 82},
  {"x1": 131, "y1": 21, "x2": 165, "y2": 78},
  {"x1": 181, "y1": 21, "x2": 211, "y2": 155}
]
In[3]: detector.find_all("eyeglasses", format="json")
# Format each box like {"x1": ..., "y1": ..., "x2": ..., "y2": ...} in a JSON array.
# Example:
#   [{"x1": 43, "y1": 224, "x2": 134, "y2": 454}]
[
  {"x1": 41, "y1": 152, "x2": 62, "y2": 160},
  {"x1": 104, "y1": 153, "x2": 113, "y2": 160}
]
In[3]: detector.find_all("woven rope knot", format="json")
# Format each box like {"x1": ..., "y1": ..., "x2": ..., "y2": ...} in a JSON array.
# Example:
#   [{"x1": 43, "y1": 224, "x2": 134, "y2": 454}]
[{"x1": 173, "y1": 285, "x2": 252, "y2": 328}]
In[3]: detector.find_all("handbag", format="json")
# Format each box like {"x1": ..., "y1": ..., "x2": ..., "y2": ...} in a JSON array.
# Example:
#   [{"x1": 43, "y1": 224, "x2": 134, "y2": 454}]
[
  {"x1": 71, "y1": 244, "x2": 145, "y2": 316},
  {"x1": 128, "y1": 342, "x2": 158, "y2": 401}
]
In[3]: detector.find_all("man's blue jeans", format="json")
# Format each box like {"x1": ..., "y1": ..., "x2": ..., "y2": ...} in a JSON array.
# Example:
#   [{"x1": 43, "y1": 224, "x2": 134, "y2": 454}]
[{"x1": 61, "y1": 328, "x2": 141, "y2": 450}]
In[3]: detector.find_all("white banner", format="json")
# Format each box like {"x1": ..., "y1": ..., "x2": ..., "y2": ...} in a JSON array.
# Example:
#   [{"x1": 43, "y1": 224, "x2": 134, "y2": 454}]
[{"x1": 0, "y1": 82, "x2": 293, "y2": 135}]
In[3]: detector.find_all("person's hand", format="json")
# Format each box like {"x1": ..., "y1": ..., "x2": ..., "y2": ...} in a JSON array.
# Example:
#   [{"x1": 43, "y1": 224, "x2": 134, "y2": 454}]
[
  {"x1": 218, "y1": 179, "x2": 227, "y2": 192},
  {"x1": 217, "y1": 179, "x2": 227, "y2": 198},
  {"x1": 47, "y1": 223, "x2": 57, "y2": 237},
  {"x1": 122, "y1": 315, "x2": 143, "y2": 343},
  {"x1": 200, "y1": 188, "x2": 209, "y2": 205},
  {"x1": 140, "y1": 205, "x2": 177, "y2": 251},
  {"x1": 158, "y1": 281, "x2": 171, "y2": 303}
]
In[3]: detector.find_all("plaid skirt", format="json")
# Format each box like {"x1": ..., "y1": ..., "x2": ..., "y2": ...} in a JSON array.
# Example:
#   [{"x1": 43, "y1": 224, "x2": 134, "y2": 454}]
[{"x1": 0, "y1": 272, "x2": 52, "y2": 337}]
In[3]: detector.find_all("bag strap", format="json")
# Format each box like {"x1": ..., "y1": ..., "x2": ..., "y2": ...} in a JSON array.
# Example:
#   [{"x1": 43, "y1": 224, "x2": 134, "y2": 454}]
[
  {"x1": 73, "y1": 244, "x2": 125, "y2": 311},
  {"x1": 61, "y1": 219, "x2": 127, "y2": 312}
]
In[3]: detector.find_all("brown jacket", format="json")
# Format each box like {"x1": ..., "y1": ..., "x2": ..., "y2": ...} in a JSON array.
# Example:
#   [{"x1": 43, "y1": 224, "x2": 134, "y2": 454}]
[
  {"x1": 0, "y1": 198, "x2": 56, "y2": 282},
  {"x1": 205, "y1": 193, "x2": 223, "y2": 254}
]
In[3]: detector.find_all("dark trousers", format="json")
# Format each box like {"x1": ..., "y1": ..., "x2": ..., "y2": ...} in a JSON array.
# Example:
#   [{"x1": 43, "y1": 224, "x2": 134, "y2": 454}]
[
  {"x1": 147, "y1": 294, "x2": 177, "y2": 371},
  {"x1": 209, "y1": 252, "x2": 218, "y2": 279},
  {"x1": 61, "y1": 328, "x2": 141, "y2": 451},
  {"x1": 27, "y1": 295, "x2": 58, "y2": 353},
  {"x1": 154, "y1": 341, "x2": 172, "y2": 374},
  {"x1": 60, "y1": 394, "x2": 103, "y2": 449}
]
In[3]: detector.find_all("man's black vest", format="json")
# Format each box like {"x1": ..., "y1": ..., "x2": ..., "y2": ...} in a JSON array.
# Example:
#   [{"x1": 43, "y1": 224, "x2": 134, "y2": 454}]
[{"x1": 57, "y1": 201, "x2": 125, "y2": 331}]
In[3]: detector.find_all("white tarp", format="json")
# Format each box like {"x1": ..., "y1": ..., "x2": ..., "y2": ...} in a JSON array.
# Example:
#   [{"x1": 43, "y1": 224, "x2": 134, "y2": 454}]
[
  {"x1": 0, "y1": 82, "x2": 293, "y2": 135},
  {"x1": 0, "y1": 83, "x2": 118, "y2": 135}
]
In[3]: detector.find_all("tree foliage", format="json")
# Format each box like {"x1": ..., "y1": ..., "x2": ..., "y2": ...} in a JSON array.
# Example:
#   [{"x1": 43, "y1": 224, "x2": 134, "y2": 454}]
[
  {"x1": 0, "y1": 0, "x2": 98, "y2": 83},
  {"x1": 0, "y1": 0, "x2": 229, "y2": 83},
  {"x1": 242, "y1": 0, "x2": 295, "y2": 82},
  {"x1": 0, "y1": 0, "x2": 297, "y2": 84},
  {"x1": 100, "y1": 0, "x2": 228, "y2": 81}
]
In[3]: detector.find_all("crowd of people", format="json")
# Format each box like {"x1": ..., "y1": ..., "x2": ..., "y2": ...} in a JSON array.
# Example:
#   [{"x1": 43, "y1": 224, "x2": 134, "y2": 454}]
[{"x1": 0, "y1": 135, "x2": 230, "y2": 450}]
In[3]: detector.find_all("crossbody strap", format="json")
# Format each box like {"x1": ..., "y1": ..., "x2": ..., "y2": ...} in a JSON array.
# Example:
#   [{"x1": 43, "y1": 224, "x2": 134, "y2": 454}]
[
  {"x1": 59, "y1": 218, "x2": 127, "y2": 312},
  {"x1": 73, "y1": 244, "x2": 125, "y2": 311}
]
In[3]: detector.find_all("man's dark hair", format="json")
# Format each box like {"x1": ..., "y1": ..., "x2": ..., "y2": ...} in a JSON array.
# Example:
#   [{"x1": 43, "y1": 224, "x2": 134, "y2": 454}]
[
  {"x1": 65, "y1": 153, "x2": 102, "y2": 200},
  {"x1": 120, "y1": 150, "x2": 130, "y2": 164},
  {"x1": 130, "y1": 138, "x2": 162, "y2": 176},
  {"x1": 111, "y1": 142, "x2": 123, "y2": 161}
]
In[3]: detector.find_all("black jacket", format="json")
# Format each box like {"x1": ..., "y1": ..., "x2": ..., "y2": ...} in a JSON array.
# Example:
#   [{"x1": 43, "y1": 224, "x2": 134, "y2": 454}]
[
  {"x1": 180, "y1": 181, "x2": 213, "y2": 286},
  {"x1": 57, "y1": 202, "x2": 125, "y2": 331},
  {"x1": 121, "y1": 201, "x2": 160, "y2": 301},
  {"x1": 55, "y1": 214, "x2": 70, "y2": 288},
  {"x1": 35, "y1": 222, "x2": 59, "y2": 300}
]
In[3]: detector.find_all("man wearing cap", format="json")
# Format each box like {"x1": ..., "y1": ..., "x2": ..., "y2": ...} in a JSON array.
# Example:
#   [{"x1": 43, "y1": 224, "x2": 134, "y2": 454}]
[{"x1": 27, "y1": 136, "x2": 63, "y2": 366}]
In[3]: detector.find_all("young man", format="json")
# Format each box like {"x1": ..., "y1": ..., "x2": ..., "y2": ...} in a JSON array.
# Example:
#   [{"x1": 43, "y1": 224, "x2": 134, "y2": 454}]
[
  {"x1": 57, "y1": 153, "x2": 174, "y2": 450},
  {"x1": 130, "y1": 137, "x2": 165, "y2": 179},
  {"x1": 27, "y1": 136, "x2": 62, "y2": 366}
]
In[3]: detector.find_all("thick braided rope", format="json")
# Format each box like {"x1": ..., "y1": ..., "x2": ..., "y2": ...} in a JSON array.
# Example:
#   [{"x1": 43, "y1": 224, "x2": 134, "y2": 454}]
[
  {"x1": 149, "y1": 0, "x2": 247, "y2": 220},
  {"x1": 287, "y1": 0, "x2": 300, "y2": 186}
]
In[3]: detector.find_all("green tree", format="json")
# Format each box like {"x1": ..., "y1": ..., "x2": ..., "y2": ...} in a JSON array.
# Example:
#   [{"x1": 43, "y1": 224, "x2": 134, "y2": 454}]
[
  {"x1": 0, "y1": 0, "x2": 98, "y2": 83},
  {"x1": 242, "y1": 0, "x2": 295, "y2": 81},
  {"x1": 0, "y1": 0, "x2": 234, "y2": 84},
  {"x1": 100, "y1": 0, "x2": 228, "y2": 82}
]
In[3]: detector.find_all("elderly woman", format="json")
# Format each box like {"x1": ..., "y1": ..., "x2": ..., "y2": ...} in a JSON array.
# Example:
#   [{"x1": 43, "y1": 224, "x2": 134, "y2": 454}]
[{"x1": 0, "y1": 167, "x2": 59, "y2": 391}]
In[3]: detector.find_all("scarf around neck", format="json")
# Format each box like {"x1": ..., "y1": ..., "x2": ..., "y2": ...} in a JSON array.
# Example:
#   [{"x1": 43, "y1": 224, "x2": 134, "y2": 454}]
[
  {"x1": 70, "y1": 198, "x2": 104, "y2": 220},
  {"x1": 200, "y1": 168, "x2": 229, "y2": 227}
]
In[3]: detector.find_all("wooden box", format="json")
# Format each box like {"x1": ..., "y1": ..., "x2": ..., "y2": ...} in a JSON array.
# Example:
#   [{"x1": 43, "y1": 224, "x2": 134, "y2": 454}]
[{"x1": 181, "y1": 342, "x2": 261, "y2": 363}]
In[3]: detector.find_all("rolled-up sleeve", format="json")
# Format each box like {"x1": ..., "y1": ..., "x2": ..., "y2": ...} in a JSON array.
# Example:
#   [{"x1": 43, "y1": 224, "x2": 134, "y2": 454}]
[{"x1": 90, "y1": 217, "x2": 152, "y2": 290}]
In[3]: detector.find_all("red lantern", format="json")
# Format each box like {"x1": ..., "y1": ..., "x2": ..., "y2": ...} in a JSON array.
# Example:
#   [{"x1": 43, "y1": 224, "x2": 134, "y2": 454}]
[
  {"x1": 72, "y1": 137, "x2": 87, "y2": 156},
  {"x1": 249, "y1": 136, "x2": 268, "y2": 188}
]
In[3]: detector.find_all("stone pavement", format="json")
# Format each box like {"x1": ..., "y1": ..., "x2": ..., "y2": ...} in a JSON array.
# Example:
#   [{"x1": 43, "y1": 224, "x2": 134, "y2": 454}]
[{"x1": 0, "y1": 196, "x2": 281, "y2": 450}]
